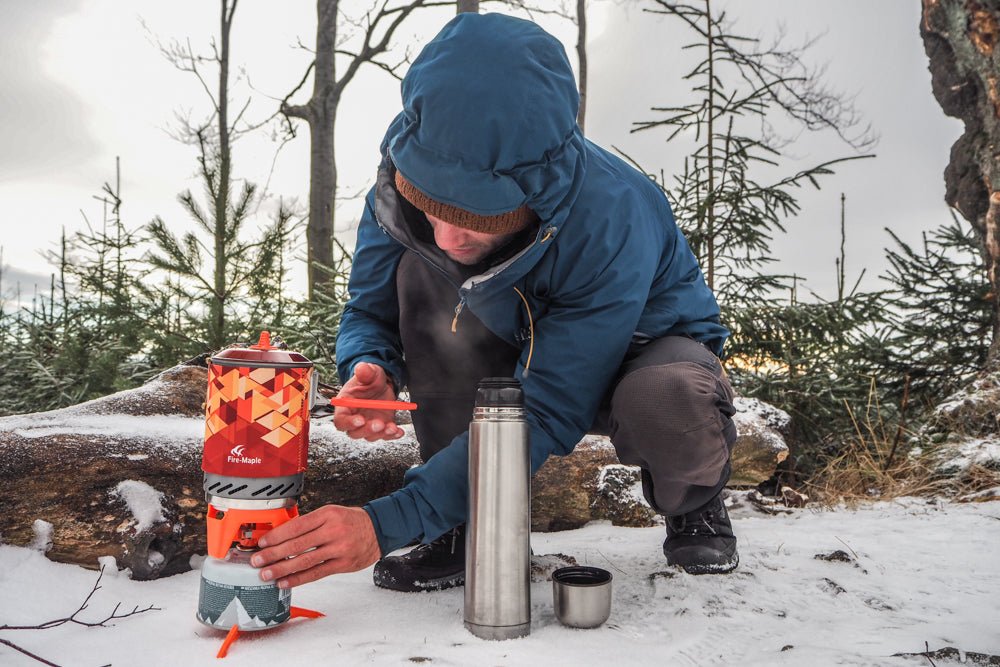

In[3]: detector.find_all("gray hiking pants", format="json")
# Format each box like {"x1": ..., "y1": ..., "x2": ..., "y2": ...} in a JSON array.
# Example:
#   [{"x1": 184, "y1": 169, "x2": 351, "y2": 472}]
[{"x1": 397, "y1": 252, "x2": 737, "y2": 517}]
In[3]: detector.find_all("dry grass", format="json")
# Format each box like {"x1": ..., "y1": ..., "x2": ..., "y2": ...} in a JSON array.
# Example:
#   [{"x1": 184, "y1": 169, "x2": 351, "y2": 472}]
[
  {"x1": 805, "y1": 378, "x2": 946, "y2": 506},
  {"x1": 953, "y1": 463, "x2": 1000, "y2": 500},
  {"x1": 805, "y1": 437, "x2": 945, "y2": 507}
]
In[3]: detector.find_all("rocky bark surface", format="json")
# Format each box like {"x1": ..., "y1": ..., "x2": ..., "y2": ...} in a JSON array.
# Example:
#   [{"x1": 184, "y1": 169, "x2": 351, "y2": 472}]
[
  {"x1": 921, "y1": 0, "x2": 1000, "y2": 357},
  {"x1": 920, "y1": 1, "x2": 1000, "y2": 481},
  {"x1": 0, "y1": 364, "x2": 787, "y2": 579}
]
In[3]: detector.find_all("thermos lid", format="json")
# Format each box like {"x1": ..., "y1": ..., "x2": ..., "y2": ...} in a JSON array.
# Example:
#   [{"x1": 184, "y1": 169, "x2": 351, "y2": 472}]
[
  {"x1": 475, "y1": 377, "x2": 523, "y2": 408},
  {"x1": 211, "y1": 331, "x2": 313, "y2": 368}
]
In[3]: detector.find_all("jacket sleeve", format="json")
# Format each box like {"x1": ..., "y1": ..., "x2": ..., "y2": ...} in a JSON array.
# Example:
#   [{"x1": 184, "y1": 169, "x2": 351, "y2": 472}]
[
  {"x1": 365, "y1": 192, "x2": 674, "y2": 554},
  {"x1": 335, "y1": 187, "x2": 408, "y2": 391}
]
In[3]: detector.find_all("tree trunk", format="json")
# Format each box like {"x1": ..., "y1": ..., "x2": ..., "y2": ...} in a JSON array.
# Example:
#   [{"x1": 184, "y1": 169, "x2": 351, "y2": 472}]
[
  {"x1": 210, "y1": 0, "x2": 237, "y2": 349},
  {"x1": 287, "y1": 0, "x2": 428, "y2": 300},
  {"x1": 300, "y1": 0, "x2": 339, "y2": 301},
  {"x1": 921, "y1": 0, "x2": 1000, "y2": 364},
  {"x1": 457, "y1": 0, "x2": 478, "y2": 12}
]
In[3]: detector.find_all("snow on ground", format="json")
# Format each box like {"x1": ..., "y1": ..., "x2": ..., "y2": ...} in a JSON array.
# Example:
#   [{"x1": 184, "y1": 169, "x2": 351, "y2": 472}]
[{"x1": 1, "y1": 498, "x2": 997, "y2": 667}]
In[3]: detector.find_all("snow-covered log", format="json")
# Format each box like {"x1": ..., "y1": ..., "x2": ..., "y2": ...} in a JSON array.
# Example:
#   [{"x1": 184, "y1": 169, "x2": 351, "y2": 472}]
[{"x1": 0, "y1": 363, "x2": 788, "y2": 578}]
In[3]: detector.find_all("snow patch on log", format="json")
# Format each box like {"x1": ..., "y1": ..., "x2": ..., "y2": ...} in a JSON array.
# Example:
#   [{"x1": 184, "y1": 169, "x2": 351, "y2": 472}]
[
  {"x1": 1, "y1": 414, "x2": 202, "y2": 442},
  {"x1": 935, "y1": 437, "x2": 1000, "y2": 474},
  {"x1": 30, "y1": 519, "x2": 53, "y2": 553},
  {"x1": 593, "y1": 464, "x2": 661, "y2": 527},
  {"x1": 917, "y1": 370, "x2": 1000, "y2": 482},
  {"x1": 309, "y1": 420, "x2": 420, "y2": 461},
  {"x1": 596, "y1": 464, "x2": 647, "y2": 507},
  {"x1": 729, "y1": 397, "x2": 790, "y2": 485},
  {"x1": 97, "y1": 554, "x2": 123, "y2": 576},
  {"x1": 0, "y1": 365, "x2": 208, "y2": 420},
  {"x1": 733, "y1": 396, "x2": 791, "y2": 432},
  {"x1": 111, "y1": 480, "x2": 166, "y2": 532}
]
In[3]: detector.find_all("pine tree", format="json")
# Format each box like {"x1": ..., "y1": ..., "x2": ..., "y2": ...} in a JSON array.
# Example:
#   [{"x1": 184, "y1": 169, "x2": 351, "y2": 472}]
[
  {"x1": 725, "y1": 288, "x2": 889, "y2": 452},
  {"x1": 632, "y1": 0, "x2": 874, "y2": 306},
  {"x1": 880, "y1": 213, "x2": 990, "y2": 407},
  {"x1": 0, "y1": 161, "x2": 159, "y2": 415},
  {"x1": 147, "y1": 0, "x2": 295, "y2": 352},
  {"x1": 627, "y1": 2, "x2": 885, "y2": 456}
]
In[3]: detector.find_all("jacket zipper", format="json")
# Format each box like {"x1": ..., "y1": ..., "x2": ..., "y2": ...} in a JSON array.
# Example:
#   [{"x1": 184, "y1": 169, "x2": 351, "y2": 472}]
[{"x1": 451, "y1": 298, "x2": 466, "y2": 333}]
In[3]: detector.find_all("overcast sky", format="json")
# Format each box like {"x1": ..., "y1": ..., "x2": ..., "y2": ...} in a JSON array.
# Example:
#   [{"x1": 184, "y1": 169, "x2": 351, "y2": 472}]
[{"x1": 0, "y1": 0, "x2": 962, "y2": 303}]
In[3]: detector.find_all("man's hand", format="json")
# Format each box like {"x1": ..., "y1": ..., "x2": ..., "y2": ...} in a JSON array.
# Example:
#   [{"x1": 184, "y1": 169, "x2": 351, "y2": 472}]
[
  {"x1": 333, "y1": 362, "x2": 405, "y2": 441},
  {"x1": 251, "y1": 505, "x2": 381, "y2": 588}
]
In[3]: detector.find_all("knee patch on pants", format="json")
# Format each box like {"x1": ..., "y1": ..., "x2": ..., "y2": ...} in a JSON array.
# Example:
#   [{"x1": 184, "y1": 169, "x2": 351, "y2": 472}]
[{"x1": 609, "y1": 360, "x2": 735, "y2": 514}]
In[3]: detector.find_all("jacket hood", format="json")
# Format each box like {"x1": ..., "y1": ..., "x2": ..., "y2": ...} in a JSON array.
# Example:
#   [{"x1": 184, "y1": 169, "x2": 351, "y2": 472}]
[{"x1": 384, "y1": 13, "x2": 586, "y2": 223}]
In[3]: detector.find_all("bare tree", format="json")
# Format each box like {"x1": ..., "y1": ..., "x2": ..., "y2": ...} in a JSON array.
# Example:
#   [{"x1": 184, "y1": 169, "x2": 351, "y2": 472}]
[
  {"x1": 921, "y1": 0, "x2": 1000, "y2": 363},
  {"x1": 282, "y1": 0, "x2": 438, "y2": 301}
]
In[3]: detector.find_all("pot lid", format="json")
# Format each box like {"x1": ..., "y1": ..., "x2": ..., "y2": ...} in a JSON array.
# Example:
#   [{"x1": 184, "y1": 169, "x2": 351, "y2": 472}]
[{"x1": 211, "y1": 331, "x2": 313, "y2": 367}]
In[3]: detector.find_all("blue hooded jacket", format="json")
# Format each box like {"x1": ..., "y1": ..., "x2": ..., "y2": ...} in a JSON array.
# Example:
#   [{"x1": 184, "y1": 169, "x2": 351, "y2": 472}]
[{"x1": 336, "y1": 13, "x2": 729, "y2": 554}]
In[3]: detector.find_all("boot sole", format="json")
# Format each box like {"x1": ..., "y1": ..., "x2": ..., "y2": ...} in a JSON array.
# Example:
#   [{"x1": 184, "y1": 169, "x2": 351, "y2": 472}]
[
  {"x1": 665, "y1": 544, "x2": 739, "y2": 575},
  {"x1": 674, "y1": 552, "x2": 739, "y2": 575},
  {"x1": 373, "y1": 567, "x2": 465, "y2": 593}
]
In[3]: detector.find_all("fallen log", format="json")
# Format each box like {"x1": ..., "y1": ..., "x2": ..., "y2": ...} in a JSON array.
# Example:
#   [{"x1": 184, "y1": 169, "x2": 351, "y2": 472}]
[{"x1": 0, "y1": 364, "x2": 787, "y2": 578}]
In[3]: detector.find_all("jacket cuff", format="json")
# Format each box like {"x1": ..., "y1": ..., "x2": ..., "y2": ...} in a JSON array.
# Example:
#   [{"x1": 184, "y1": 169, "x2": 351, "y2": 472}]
[{"x1": 363, "y1": 491, "x2": 424, "y2": 555}]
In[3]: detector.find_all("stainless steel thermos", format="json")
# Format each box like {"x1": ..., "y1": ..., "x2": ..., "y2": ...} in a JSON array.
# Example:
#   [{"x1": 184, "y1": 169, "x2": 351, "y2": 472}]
[{"x1": 464, "y1": 377, "x2": 531, "y2": 641}]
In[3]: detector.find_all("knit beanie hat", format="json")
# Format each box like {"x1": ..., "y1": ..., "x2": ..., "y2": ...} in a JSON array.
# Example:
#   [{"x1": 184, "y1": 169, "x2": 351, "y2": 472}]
[{"x1": 395, "y1": 170, "x2": 537, "y2": 235}]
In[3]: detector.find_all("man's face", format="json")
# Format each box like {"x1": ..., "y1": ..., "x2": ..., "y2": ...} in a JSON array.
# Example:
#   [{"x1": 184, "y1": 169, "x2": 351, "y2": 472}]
[{"x1": 426, "y1": 213, "x2": 520, "y2": 265}]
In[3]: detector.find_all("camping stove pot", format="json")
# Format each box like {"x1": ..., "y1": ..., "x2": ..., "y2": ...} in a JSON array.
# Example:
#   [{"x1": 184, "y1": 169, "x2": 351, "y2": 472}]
[
  {"x1": 464, "y1": 377, "x2": 531, "y2": 641},
  {"x1": 198, "y1": 331, "x2": 315, "y2": 632},
  {"x1": 202, "y1": 331, "x2": 315, "y2": 500}
]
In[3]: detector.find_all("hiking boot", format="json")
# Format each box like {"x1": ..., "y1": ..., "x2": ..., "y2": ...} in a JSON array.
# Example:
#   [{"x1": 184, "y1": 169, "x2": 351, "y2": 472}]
[
  {"x1": 663, "y1": 494, "x2": 738, "y2": 574},
  {"x1": 373, "y1": 525, "x2": 465, "y2": 592}
]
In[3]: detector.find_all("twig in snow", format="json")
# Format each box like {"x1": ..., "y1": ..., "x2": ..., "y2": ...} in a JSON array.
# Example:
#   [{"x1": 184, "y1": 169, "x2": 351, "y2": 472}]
[
  {"x1": 923, "y1": 641, "x2": 938, "y2": 667},
  {"x1": 0, "y1": 565, "x2": 160, "y2": 666},
  {"x1": 0, "y1": 638, "x2": 61, "y2": 667},
  {"x1": 835, "y1": 536, "x2": 860, "y2": 561},
  {"x1": 892, "y1": 643, "x2": 1000, "y2": 666},
  {"x1": 595, "y1": 549, "x2": 628, "y2": 575}
]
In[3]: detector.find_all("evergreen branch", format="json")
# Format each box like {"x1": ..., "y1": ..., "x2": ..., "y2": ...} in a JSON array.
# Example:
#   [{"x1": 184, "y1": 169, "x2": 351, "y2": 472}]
[
  {"x1": 768, "y1": 155, "x2": 874, "y2": 192},
  {"x1": 178, "y1": 191, "x2": 212, "y2": 236},
  {"x1": 226, "y1": 182, "x2": 257, "y2": 243}
]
